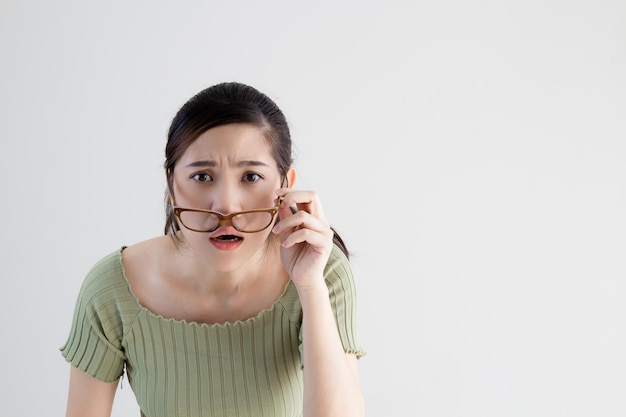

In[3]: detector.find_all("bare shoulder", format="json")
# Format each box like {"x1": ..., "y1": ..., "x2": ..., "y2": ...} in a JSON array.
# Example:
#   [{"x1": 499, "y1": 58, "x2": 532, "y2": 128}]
[
  {"x1": 121, "y1": 236, "x2": 174, "y2": 296},
  {"x1": 123, "y1": 235, "x2": 172, "y2": 266},
  {"x1": 124, "y1": 234, "x2": 169, "y2": 254}
]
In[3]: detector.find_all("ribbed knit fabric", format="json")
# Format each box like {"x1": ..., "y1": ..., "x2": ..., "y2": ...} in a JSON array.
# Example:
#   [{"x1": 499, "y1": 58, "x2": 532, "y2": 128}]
[{"x1": 60, "y1": 245, "x2": 364, "y2": 417}]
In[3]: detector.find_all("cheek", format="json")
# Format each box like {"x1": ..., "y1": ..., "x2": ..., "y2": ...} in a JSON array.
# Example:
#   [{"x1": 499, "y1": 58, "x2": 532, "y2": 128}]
[
  {"x1": 253, "y1": 191, "x2": 279, "y2": 208},
  {"x1": 175, "y1": 184, "x2": 208, "y2": 206}
]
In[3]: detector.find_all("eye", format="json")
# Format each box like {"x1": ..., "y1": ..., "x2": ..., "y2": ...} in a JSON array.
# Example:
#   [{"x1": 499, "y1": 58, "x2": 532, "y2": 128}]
[
  {"x1": 243, "y1": 172, "x2": 263, "y2": 183},
  {"x1": 191, "y1": 173, "x2": 213, "y2": 182}
]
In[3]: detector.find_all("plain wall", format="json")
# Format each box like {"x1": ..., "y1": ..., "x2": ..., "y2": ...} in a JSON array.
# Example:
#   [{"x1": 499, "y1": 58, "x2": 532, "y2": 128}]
[{"x1": 1, "y1": 0, "x2": 625, "y2": 415}]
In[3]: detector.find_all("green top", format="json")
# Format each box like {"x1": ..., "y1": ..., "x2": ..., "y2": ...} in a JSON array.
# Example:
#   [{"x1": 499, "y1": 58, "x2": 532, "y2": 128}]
[{"x1": 60, "y1": 245, "x2": 364, "y2": 417}]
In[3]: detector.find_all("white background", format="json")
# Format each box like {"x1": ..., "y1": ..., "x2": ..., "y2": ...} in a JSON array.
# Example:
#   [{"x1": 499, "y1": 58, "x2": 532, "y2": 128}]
[{"x1": 1, "y1": 1, "x2": 625, "y2": 416}]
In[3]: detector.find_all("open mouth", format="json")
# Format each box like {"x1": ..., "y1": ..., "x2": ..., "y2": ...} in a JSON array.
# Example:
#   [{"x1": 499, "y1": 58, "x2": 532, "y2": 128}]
[{"x1": 211, "y1": 234, "x2": 243, "y2": 242}]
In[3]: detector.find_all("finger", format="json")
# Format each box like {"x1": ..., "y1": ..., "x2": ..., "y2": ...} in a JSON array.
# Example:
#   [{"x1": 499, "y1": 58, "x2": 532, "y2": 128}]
[
  {"x1": 274, "y1": 192, "x2": 294, "y2": 223},
  {"x1": 272, "y1": 210, "x2": 330, "y2": 235},
  {"x1": 277, "y1": 215, "x2": 334, "y2": 248},
  {"x1": 280, "y1": 227, "x2": 332, "y2": 249},
  {"x1": 275, "y1": 189, "x2": 326, "y2": 218}
]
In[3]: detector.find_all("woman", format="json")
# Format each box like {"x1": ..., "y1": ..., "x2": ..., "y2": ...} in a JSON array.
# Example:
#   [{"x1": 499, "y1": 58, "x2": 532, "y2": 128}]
[{"x1": 61, "y1": 81, "x2": 365, "y2": 417}]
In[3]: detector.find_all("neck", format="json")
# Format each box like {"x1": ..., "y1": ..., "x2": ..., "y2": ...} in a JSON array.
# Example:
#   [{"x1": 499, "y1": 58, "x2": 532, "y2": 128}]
[{"x1": 170, "y1": 236, "x2": 283, "y2": 296}]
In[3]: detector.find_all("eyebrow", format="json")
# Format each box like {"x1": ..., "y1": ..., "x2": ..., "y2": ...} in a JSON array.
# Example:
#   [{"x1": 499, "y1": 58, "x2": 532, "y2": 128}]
[{"x1": 184, "y1": 160, "x2": 270, "y2": 168}]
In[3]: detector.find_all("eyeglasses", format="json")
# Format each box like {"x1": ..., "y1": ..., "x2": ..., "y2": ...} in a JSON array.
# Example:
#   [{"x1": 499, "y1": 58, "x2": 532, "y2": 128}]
[{"x1": 173, "y1": 204, "x2": 280, "y2": 233}]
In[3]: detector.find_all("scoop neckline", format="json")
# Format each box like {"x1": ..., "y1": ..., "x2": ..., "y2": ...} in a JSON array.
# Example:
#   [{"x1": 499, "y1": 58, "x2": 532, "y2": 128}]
[{"x1": 116, "y1": 246, "x2": 294, "y2": 329}]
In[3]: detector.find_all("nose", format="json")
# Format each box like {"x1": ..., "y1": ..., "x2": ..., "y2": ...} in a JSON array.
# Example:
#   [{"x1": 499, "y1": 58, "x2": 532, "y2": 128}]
[
  {"x1": 209, "y1": 183, "x2": 241, "y2": 214},
  {"x1": 214, "y1": 213, "x2": 237, "y2": 231}
]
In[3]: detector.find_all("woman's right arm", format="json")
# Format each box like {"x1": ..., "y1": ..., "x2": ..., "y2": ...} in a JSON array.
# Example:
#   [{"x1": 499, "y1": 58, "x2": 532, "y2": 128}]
[{"x1": 66, "y1": 366, "x2": 118, "y2": 417}]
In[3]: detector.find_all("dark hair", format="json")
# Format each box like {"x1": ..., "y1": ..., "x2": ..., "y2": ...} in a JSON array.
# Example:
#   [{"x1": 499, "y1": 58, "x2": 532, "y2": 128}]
[{"x1": 163, "y1": 81, "x2": 349, "y2": 258}]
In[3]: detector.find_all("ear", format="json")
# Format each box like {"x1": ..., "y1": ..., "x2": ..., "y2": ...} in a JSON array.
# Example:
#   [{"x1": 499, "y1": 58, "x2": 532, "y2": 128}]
[{"x1": 285, "y1": 167, "x2": 297, "y2": 188}]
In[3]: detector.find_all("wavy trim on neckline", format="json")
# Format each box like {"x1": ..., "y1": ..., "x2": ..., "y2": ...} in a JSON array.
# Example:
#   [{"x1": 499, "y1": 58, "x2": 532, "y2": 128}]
[{"x1": 115, "y1": 246, "x2": 295, "y2": 329}]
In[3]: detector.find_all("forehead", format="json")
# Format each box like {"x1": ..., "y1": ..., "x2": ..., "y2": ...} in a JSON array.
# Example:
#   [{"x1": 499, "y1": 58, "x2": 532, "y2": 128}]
[{"x1": 180, "y1": 123, "x2": 275, "y2": 166}]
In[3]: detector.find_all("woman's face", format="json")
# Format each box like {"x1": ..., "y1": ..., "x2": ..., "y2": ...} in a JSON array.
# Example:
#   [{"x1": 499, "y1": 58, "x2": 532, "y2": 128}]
[{"x1": 171, "y1": 123, "x2": 284, "y2": 270}]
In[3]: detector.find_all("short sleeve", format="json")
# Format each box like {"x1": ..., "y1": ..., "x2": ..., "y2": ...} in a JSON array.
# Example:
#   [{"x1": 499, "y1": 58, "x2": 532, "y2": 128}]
[
  {"x1": 60, "y1": 251, "x2": 129, "y2": 382},
  {"x1": 299, "y1": 245, "x2": 366, "y2": 361}
]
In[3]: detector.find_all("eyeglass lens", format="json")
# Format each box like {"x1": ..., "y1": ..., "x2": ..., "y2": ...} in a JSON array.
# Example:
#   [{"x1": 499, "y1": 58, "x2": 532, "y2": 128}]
[{"x1": 179, "y1": 210, "x2": 275, "y2": 232}]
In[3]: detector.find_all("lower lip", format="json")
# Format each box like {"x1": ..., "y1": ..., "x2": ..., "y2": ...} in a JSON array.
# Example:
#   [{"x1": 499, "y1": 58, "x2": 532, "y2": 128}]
[{"x1": 210, "y1": 238, "x2": 244, "y2": 251}]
